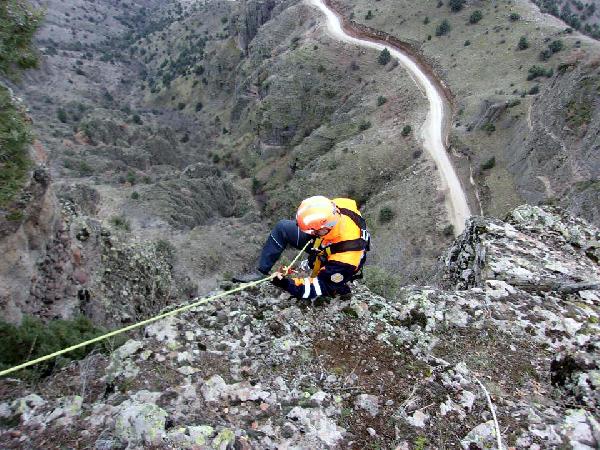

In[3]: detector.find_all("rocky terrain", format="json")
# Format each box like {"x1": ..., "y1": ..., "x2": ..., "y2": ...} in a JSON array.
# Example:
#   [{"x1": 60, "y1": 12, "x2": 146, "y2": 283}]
[
  {"x1": 2, "y1": 1, "x2": 600, "y2": 447},
  {"x1": 0, "y1": 205, "x2": 599, "y2": 449}
]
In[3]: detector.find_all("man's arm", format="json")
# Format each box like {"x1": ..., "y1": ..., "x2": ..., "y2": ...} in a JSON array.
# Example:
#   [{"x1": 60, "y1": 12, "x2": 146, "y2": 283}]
[{"x1": 272, "y1": 261, "x2": 357, "y2": 299}]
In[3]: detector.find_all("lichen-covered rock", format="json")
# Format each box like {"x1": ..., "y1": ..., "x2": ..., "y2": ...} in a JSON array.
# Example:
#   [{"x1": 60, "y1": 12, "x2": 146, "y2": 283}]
[
  {"x1": 1, "y1": 206, "x2": 598, "y2": 449},
  {"x1": 461, "y1": 421, "x2": 498, "y2": 450},
  {"x1": 442, "y1": 205, "x2": 600, "y2": 291},
  {"x1": 113, "y1": 391, "x2": 167, "y2": 448},
  {"x1": 286, "y1": 407, "x2": 345, "y2": 447},
  {"x1": 354, "y1": 394, "x2": 380, "y2": 417},
  {"x1": 44, "y1": 395, "x2": 83, "y2": 426}
]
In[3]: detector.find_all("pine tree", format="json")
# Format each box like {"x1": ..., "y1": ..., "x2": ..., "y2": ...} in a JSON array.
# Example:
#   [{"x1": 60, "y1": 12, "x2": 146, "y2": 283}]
[{"x1": 378, "y1": 48, "x2": 391, "y2": 65}]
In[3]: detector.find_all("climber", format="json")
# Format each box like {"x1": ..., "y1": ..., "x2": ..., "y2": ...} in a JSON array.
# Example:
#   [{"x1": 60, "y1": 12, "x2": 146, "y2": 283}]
[{"x1": 233, "y1": 196, "x2": 370, "y2": 300}]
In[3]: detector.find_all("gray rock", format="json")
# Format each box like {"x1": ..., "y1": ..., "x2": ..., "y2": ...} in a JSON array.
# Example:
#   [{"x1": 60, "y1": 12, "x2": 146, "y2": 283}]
[
  {"x1": 354, "y1": 394, "x2": 380, "y2": 417},
  {"x1": 94, "y1": 438, "x2": 116, "y2": 450},
  {"x1": 287, "y1": 407, "x2": 345, "y2": 447},
  {"x1": 461, "y1": 421, "x2": 498, "y2": 450},
  {"x1": 562, "y1": 409, "x2": 599, "y2": 450},
  {"x1": 188, "y1": 425, "x2": 215, "y2": 446},
  {"x1": 114, "y1": 391, "x2": 167, "y2": 448}
]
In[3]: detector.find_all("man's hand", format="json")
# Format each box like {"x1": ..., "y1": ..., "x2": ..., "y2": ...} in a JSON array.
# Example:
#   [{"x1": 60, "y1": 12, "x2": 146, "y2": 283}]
[{"x1": 271, "y1": 270, "x2": 287, "y2": 288}]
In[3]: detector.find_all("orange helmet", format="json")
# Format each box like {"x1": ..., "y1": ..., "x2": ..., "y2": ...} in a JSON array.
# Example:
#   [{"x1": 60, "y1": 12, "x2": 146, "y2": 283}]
[{"x1": 296, "y1": 196, "x2": 339, "y2": 236}]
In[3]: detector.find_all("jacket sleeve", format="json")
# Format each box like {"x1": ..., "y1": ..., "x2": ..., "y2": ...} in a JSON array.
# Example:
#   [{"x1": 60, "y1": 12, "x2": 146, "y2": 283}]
[{"x1": 272, "y1": 261, "x2": 356, "y2": 299}]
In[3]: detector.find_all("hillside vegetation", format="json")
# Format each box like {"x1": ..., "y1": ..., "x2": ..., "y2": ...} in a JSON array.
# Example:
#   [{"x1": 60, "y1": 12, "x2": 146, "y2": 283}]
[
  {"x1": 0, "y1": 0, "x2": 40, "y2": 211},
  {"x1": 341, "y1": 0, "x2": 600, "y2": 224}
]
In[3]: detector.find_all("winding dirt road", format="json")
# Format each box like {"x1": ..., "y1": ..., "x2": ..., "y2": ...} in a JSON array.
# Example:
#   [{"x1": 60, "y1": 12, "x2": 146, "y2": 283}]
[{"x1": 308, "y1": 0, "x2": 471, "y2": 234}]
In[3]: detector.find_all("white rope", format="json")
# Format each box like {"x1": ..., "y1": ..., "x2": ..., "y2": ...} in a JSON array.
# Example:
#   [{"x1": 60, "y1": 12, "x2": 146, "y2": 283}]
[{"x1": 472, "y1": 374, "x2": 504, "y2": 450}]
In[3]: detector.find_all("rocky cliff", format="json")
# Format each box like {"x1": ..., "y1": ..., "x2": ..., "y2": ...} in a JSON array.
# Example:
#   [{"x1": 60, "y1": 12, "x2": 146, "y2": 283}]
[
  {"x1": 508, "y1": 60, "x2": 600, "y2": 225},
  {"x1": 1, "y1": 204, "x2": 598, "y2": 449}
]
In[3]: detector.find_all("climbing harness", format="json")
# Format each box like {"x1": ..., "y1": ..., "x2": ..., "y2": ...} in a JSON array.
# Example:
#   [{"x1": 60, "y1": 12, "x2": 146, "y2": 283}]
[{"x1": 0, "y1": 242, "x2": 311, "y2": 378}]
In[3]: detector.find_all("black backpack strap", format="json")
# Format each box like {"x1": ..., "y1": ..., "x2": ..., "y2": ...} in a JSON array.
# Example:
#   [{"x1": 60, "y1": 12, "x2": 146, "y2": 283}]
[
  {"x1": 327, "y1": 238, "x2": 368, "y2": 254},
  {"x1": 338, "y1": 207, "x2": 366, "y2": 229},
  {"x1": 338, "y1": 207, "x2": 371, "y2": 251}
]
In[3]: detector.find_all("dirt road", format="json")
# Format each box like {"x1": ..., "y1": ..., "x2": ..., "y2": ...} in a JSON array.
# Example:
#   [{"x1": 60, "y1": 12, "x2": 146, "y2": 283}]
[{"x1": 308, "y1": 0, "x2": 471, "y2": 234}]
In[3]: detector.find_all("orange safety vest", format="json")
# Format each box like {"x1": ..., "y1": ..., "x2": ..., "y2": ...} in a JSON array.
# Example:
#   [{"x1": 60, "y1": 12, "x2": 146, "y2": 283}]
[{"x1": 310, "y1": 198, "x2": 370, "y2": 278}]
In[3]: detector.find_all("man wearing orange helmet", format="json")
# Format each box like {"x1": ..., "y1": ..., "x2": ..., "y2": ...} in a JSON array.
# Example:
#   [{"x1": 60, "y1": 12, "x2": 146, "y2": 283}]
[{"x1": 233, "y1": 196, "x2": 370, "y2": 300}]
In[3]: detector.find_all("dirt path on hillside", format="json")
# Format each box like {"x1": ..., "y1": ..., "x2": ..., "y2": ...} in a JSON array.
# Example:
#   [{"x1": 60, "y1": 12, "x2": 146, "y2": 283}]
[{"x1": 308, "y1": 0, "x2": 471, "y2": 234}]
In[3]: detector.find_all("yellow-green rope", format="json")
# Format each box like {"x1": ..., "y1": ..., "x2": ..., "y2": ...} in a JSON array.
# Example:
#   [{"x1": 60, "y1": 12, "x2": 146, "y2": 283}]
[{"x1": 0, "y1": 241, "x2": 310, "y2": 378}]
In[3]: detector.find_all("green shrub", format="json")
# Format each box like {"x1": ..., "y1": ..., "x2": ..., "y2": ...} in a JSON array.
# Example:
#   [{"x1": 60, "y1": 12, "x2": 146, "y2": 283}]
[
  {"x1": 131, "y1": 191, "x2": 139, "y2": 200},
  {"x1": 57, "y1": 108, "x2": 68, "y2": 123},
  {"x1": 469, "y1": 10, "x2": 483, "y2": 24},
  {"x1": 6, "y1": 210, "x2": 24, "y2": 221},
  {"x1": 517, "y1": 36, "x2": 529, "y2": 50},
  {"x1": 0, "y1": 315, "x2": 108, "y2": 378},
  {"x1": 481, "y1": 122, "x2": 496, "y2": 134},
  {"x1": 363, "y1": 266, "x2": 399, "y2": 299},
  {"x1": 423, "y1": 16, "x2": 430, "y2": 25},
  {"x1": 78, "y1": 161, "x2": 93, "y2": 176},
  {"x1": 436, "y1": 19, "x2": 451, "y2": 36},
  {"x1": 414, "y1": 436, "x2": 428, "y2": 450},
  {"x1": 539, "y1": 49, "x2": 552, "y2": 61},
  {"x1": 378, "y1": 48, "x2": 391, "y2": 65},
  {"x1": 528, "y1": 85, "x2": 540, "y2": 95},
  {"x1": 401, "y1": 125, "x2": 412, "y2": 136},
  {"x1": 251, "y1": 177, "x2": 262, "y2": 195},
  {"x1": 195, "y1": 102, "x2": 203, "y2": 112},
  {"x1": 365, "y1": 10, "x2": 373, "y2": 20},
  {"x1": 379, "y1": 206, "x2": 395, "y2": 224},
  {"x1": 0, "y1": 0, "x2": 42, "y2": 77},
  {"x1": 464, "y1": 40, "x2": 471, "y2": 46},
  {"x1": 481, "y1": 156, "x2": 496, "y2": 170},
  {"x1": 358, "y1": 120, "x2": 371, "y2": 131},
  {"x1": 126, "y1": 171, "x2": 136, "y2": 185},
  {"x1": 377, "y1": 96, "x2": 387, "y2": 106},
  {"x1": 527, "y1": 65, "x2": 553, "y2": 80},
  {"x1": 546, "y1": 40, "x2": 564, "y2": 55},
  {"x1": 155, "y1": 239, "x2": 175, "y2": 264},
  {"x1": 132, "y1": 114, "x2": 142, "y2": 124},
  {"x1": 110, "y1": 215, "x2": 131, "y2": 231},
  {"x1": 0, "y1": 86, "x2": 32, "y2": 207},
  {"x1": 449, "y1": 0, "x2": 466, "y2": 12},
  {"x1": 509, "y1": 12, "x2": 521, "y2": 21}
]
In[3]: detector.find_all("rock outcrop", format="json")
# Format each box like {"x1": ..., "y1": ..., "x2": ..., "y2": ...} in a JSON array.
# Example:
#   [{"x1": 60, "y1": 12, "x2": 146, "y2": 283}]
[
  {"x1": 0, "y1": 191, "x2": 177, "y2": 327},
  {"x1": 236, "y1": 0, "x2": 279, "y2": 53},
  {"x1": 507, "y1": 62, "x2": 600, "y2": 225},
  {"x1": 0, "y1": 167, "x2": 61, "y2": 324},
  {"x1": 0, "y1": 205, "x2": 598, "y2": 449}
]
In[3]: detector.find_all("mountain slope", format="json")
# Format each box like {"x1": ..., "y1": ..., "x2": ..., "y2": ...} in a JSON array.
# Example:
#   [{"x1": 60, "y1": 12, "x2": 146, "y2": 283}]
[{"x1": 0, "y1": 205, "x2": 598, "y2": 449}]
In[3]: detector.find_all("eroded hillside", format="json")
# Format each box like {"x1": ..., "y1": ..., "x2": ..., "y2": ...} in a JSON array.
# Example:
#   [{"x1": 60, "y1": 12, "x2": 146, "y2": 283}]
[
  {"x1": 337, "y1": 0, "x2": 600, "y2": 226},
  {"x1": 3, "y1": 0, "x2": 465, "y2": 327}
]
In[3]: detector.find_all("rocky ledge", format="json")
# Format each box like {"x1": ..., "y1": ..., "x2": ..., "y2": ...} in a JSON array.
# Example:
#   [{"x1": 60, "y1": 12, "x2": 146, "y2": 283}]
[{"x1": 0, "y1": 205, "x2": 599, "y2": 449}]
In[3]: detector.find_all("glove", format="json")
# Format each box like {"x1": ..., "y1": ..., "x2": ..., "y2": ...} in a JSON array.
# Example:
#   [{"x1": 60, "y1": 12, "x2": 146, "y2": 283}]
[
  {"x1": 298, "y1": 259, "x2": 311, "y2": 272},
  {"x1": 271, "y1": 274, "x2": 287, "y2": 288}
]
